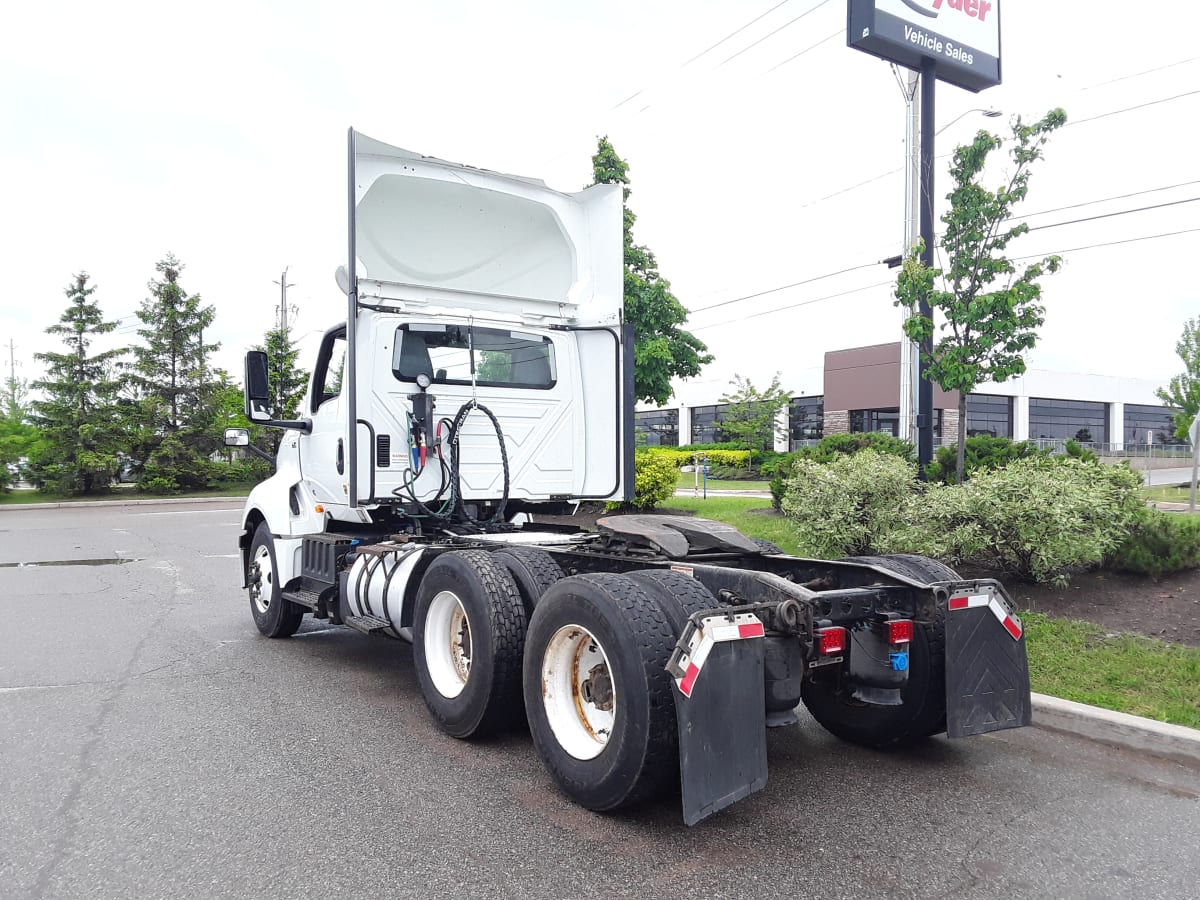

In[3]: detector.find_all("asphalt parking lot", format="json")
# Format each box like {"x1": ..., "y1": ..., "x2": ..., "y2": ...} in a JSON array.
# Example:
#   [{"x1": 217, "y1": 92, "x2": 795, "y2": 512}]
[{"x1": 2, "y1": 500, "x2": 1198, "y2": 899}]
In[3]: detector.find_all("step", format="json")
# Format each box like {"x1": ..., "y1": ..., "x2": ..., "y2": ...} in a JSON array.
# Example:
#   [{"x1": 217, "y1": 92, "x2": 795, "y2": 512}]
[
  {"x1": 345, "y1": 614, "x2": 391, "y2": 634},
  {"x1": 281, "y1": 589, "x2": 321, "y2": 610}
]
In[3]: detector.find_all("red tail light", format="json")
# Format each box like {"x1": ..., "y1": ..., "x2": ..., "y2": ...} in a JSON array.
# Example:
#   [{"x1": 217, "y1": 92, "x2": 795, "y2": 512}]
[
  {"x1": 886, "y1": 619, "x2": 914, "y2": 645},
  {"x1": 815, "y1": 626, "x2": 847, "y2": 655}
]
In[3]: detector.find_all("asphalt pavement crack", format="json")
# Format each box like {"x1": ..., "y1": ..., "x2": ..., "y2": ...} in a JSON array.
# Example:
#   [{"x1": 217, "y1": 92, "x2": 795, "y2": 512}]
[
  {"x1": 27, "y1": 563, "x2": 186, "y2": 899},
  {"x1": 942, "y1": 788, "x2": 1077, "y2": 898}
]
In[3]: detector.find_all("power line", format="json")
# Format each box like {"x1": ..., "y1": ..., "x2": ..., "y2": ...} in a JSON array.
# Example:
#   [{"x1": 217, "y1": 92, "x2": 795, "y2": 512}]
[
  {"x1": 1025, "y1": 197, "x2": 1200, "y2": 233},
  {"x1": 689, "y1": 226, "x2": 1200, "y2": 332},
  {"x1": 766, "y1": 28, "x2": 841, "y2": 73},
  {"x1": 1065, "y1": 89, "x2": 1200, "y2": 127},
  {"x1": 1019, "y1": 180, "x2": 1200, "y2": 219},
  {"x1": 691, "y1": 280, "x2": 892, "y2": 332},
  {"x1": 689, "y1": 262, "x2": 879, "y2": 314},
  {"x1": 679, "y1": 0, "x2": 796, "y2": 69},
  {"x1": 715, "y1": 0, "x2": 831, "y2": 69},
  {"x1": 1015, "y1": 227, "x2": 1200, "y2": 261},
  {"x1": 1082, "y1": 55, "x2": 1200, "y2": 91},
  {"x1": 798, "y1": 90, "x2": 1200, "y2": 213}
]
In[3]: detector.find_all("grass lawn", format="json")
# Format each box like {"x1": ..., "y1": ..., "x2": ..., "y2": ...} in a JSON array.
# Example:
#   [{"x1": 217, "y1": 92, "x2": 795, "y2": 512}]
[
  {"x1": 674, "y1": 473, "x2": 771, "y2": 492},
  {"x1": 665, "y1": 495, "x2": 1200, "y2": 729},
  {"x1": 1023, "y1": 613, "x2": 1200, "y2": 729},
  {"x1": 668, "y1": 495, "x2": 800, "y2": 555},
  {"x1": 0, "y1": 484, "x2": 255, "y2": 505},
  {"x1": 1141, "y1": 485, "x2": 1196, "y2": 503}
]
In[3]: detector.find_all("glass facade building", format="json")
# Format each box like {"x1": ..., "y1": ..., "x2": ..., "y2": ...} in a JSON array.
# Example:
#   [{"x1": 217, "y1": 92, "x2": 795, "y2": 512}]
[
  {"x1": 634, "y1": 409, "x2": 679, "y2": 447},
  {"x1": 1124, "y1": 403, "x2": 1184, "y2": 446},
  {"x1": 1028, "y1": 398, "x2": 1107, "y2": 443},
  {"x1": 789, "y1": 396, "x2": 824, "y2": 444},
  {"x1": 851, "y1": 407, "x2": 942, "y2": 439},
  {"x1": 689, "y1": 404, "x2": 728, "y2": 445},
  {"x1": 966, "y1": 394, "x2": 1013, "y2": 438}
]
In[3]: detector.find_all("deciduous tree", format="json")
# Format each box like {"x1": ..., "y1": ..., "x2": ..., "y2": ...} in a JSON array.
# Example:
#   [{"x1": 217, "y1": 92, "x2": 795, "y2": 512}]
[
  {"x1": 591, "y1": 137, "x2": 712, "y2": 406},
  {"x1": 1156, "y1": 318, "x2": 1200, "y2": 440},
  {"x1": 718, "y1": 373, "x2": 790, "y2": 463},
  {"x1": 895, "y1": 108, "x2": 1066, "y2": 483}
]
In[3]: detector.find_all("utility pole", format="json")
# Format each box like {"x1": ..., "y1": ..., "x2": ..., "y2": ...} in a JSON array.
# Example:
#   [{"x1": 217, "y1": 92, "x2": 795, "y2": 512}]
[
  {"x1": 272, "y1": 267, "x2": 297, "y2": 419},
  {"x1": 899, "y1": 69, "x2": 921, "y2": 446},
  {"x1": 274, "y1": 267, "x2": 295, "y2": 331}
]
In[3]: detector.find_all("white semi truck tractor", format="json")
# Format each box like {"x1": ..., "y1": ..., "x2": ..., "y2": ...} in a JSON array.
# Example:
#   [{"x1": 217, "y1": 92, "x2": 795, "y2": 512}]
[{"x1": 227, "y1": 130, "x2": 1032, "y2": 825}]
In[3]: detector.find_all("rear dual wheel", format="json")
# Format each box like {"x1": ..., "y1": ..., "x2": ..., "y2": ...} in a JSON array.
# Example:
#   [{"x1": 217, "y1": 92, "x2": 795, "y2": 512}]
[
  {"x1": 413, "y1": 550, "x2": 527, "y2": 739},
  {"x1": 523, "y1": 571, "x2": 718, "y2": 812},
  {"x1": 801, "y1": 554, "x2": 954, "y2": 748}
]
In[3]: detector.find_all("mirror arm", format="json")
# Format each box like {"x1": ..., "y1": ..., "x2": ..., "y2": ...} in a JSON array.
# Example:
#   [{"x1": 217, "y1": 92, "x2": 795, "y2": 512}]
[
  {"x1": 245, "y1": 444, "x2": 277, "y2": 466},
  {"x1": 256, "y1": 418, "x2": 313, "y2": 434}
]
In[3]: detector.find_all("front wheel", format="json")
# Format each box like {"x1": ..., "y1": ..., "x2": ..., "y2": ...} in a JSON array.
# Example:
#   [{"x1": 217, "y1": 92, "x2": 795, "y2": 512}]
[
  {"x1": 523, "y1": 574, "x2": 679, "y2": 812},
  {"x1": 413, "y1": 550, "x2": 527, "y2": 739},
  {"x1": 248, "y1": 523, "x2": 305, "y2": 638}
]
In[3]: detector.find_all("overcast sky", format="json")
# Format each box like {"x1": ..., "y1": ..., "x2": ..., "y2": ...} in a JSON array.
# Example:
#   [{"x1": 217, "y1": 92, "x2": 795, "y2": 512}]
[{"x1": 3, "y1": 0, "x2": 1197, "y2": 406}]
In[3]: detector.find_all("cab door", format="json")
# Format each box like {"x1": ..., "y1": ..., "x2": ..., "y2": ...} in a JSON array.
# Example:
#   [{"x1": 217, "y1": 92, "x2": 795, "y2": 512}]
[{"x1": 299, "y1": 327, "x2": 349, "y2": 509}]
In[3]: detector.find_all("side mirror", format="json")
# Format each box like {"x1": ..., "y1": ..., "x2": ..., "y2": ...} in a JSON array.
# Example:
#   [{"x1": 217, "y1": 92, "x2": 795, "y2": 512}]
[
  {"x1": 244, "y1": 351, "x2": 272, "y2": 423},
  {"x1": 224, "y1": 427, "x2": 250, "y2": 447}
]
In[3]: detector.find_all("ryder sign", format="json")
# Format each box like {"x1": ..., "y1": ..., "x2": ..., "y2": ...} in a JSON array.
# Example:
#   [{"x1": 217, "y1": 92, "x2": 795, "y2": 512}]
[{"x1": 847, "y1": 0, "x2": 1001, "y2": 91}]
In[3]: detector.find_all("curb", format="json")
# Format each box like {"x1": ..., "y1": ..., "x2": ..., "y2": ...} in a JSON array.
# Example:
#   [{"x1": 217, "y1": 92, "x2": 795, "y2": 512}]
[
  {"x1": 1030, "y1": 692, "x2": 1200, "y2": 767},
  {"x1": 0, "y1": 496, "x2": 248, "y2": 512}
]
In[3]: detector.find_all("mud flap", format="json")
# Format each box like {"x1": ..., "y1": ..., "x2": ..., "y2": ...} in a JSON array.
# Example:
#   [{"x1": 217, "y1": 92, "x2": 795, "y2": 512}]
[
  {"x1": 944, "y1": 589, "x2": 1032, "y2": 738},
  {"x1": 674, "y1": 638, "x2": 768, "y2": 825}
]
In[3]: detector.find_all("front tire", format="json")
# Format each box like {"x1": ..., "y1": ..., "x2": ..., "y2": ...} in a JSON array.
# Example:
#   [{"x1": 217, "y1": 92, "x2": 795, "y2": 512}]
[
  {"x1": 524, "y1": 574, "x2": 679, "y2": 812},
  {"x1": 413, "y1": 550, "x2": 527, "y2": 739},
  {"x1": 248, "y1": 523, "x2": 304, "y2": 638}
]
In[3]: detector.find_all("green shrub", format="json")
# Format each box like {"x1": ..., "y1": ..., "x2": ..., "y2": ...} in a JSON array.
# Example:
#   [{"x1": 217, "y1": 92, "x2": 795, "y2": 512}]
[
  {"x1": 800, "y1": 432, "x2": 916, "y2": 465},
  {"x1": 216, "y1": 458, "x2": 272, "y2": 487},
  {"x1": 780, "y1": 450, "x2": 919, "y2": 557},
  {"x1": 893, "y1": 457, "x2": 1145, "y2": 585},
  {"x1": 1107, "y1": 510, "x2": 1200, "y2": 577},
  {"x1": 764, "y1": 451, "x2": 801, "y2": 510},
  {"x1": 1063, "y1": 438, "x2": 1099, "y2": 464},
  {"x1": 139, "y1": 434, "x2": 219, "y2": 493},
  {"x1": 925, "y1": 435, "x2": 1046, "y2": 484},
  {"x1": 641, "y1": 447, "x2": 751, "y2": 469},
  {"x1": 608, "y1": 450, "x2": 678, "y2": 511}
]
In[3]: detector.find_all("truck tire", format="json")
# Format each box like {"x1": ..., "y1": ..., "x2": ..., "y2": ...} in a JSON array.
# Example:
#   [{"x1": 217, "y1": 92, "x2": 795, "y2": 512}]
[
  {"x1": 625, "y1": 569, "x2": 720, "y2": 635},
  {"x1": 491, "y1": 547, "x2": 563, "y2": 618},
  {"x1": 523, "y1": 574, "x2": 678, "y2": 811},
  {"x1": 248, "y1": 522, "x2": 305, "y2": 638},
  {"x1": 413, "y1": 550, "x2": 527, "y2": 739},
  {"x1": 802, "y1": 554, "x2": 954, "y2": 747}
]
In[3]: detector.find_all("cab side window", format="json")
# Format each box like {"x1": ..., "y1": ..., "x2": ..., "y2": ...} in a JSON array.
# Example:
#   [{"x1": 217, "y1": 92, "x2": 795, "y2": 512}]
[{"x1": 311, "y1": 333, "x2": 346, "y2": 413}]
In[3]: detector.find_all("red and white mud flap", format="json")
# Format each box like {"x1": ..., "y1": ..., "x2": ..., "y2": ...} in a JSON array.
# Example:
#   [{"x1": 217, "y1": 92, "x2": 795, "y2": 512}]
[
  {"x1": 667, "y1": 613, "x2": 769, "y2": 826},
  {"x1": 944, "y1": 586, "x2": 1033, "y2": 739}
]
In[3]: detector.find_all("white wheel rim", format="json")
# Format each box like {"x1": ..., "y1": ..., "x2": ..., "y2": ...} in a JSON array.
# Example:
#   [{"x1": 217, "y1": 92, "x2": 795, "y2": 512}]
[
  {"x1": 251, "y1": 544, "x2": 273, "y2": 614},
  {"x1": 425, "y1": 590, "x2": 471, "y2": 698},
  {"x1": 541, "y1": 625, "x2": 616, "y2": 761}
]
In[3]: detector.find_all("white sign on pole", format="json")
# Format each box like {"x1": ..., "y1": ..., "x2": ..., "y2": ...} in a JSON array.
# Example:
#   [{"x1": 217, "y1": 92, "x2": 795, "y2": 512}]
[{"x1": 847, "y1": 0, "x2": 1002, "y2": 92}]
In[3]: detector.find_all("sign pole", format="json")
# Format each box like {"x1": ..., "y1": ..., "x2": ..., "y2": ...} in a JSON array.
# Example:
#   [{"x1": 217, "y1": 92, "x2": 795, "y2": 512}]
[{"x1": 917, "y1": 57, "x2": 937, "y2": 471}]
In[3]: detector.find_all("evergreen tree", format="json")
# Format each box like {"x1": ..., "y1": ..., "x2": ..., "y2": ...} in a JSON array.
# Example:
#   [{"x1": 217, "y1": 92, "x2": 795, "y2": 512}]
[
  {"x1": 590, "y1": 137, "x2": 712, "y2": 406},
  {"x1": 254, "y1": 321, "x2": 309, "y2": 430},
  {"x1": 129, "y1": 254, "x2": 221, "y2": 491},
  {"x1": 27, "y1": 273, "x2": 127, "y2": 494}
]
